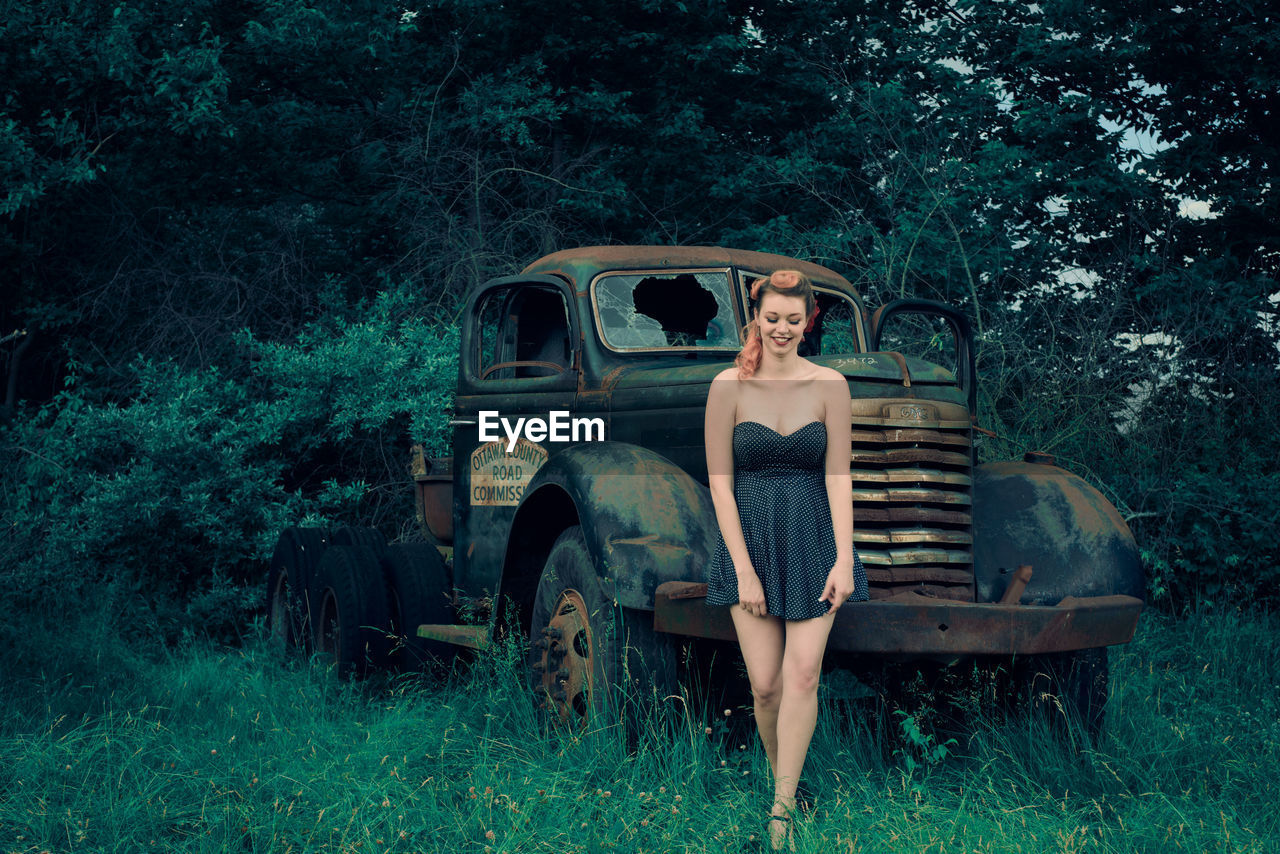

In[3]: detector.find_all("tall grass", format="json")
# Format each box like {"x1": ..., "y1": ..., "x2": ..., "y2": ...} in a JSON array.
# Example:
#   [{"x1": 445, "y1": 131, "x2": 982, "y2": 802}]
[{"x1": 2, "y1": 600, "x2": 1276, "y2": 853}]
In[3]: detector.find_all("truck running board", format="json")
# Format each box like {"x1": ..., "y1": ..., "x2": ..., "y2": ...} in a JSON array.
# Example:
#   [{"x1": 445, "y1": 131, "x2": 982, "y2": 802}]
[
  {"x1": 653, "y1": 581, "x2": 1142, "y2": 656},
  {"x1": 417, "y1": 624, "x2": 493, "y2": 651}
]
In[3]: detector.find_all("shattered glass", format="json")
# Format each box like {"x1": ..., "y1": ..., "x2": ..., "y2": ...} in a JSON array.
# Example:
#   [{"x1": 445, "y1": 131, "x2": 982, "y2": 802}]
[{"x1": 594, "y1": 270, "x2": 739, "y2": 350}]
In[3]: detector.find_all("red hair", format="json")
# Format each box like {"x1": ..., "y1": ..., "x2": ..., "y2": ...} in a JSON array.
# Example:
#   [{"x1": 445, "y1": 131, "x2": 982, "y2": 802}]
[{"x1": 734, "y1": 269, "x2": 818, "y2": 378}]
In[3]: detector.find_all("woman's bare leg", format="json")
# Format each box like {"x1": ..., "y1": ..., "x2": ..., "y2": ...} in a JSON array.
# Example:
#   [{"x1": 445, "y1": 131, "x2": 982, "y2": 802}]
[
  {"x1": 772, "y1": 610, "x2": 837, "y2": 813},
  {"x1": 728, "y1": 606, "x2": 785, "y2": 773}
]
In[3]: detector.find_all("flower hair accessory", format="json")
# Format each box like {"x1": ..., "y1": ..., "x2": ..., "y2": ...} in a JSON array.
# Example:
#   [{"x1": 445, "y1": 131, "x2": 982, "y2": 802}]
[{"x1": 804, "y1": 303, "x2": 820, "y2": 333}]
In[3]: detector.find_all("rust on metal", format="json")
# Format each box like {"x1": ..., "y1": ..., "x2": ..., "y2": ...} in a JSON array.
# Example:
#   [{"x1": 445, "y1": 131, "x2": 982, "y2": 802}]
[
  {"x1": 530, "y1": 588, "x2": 596, "y2": 727},
  {"x1": 415, "y1": 245, "x2": 1143, "y2": 665},
  {"x1": 972, "y1": 461, "x2": 1145, "y2": 605},
  {"x1": 417, "y1": 623, "x2": 491, "y2": 650},
  {"x1": 852, "y1": 447, "x2": 971, "y2": 467},
  {"x1": 881, "y1": 350, "x2": 912, "y2": 387},
  {"x1": 999, "y1": 565, "x2": 1033, "y2": 604},
  {"x1": 522, "y1": 245, "x2": 856, "y2": 293},
  {"x1": 970, "y1": 420, "x2": 1000, "y2": 439},
  {"x1": 414, "y1": 477, "x2": 454, "y2": 544},
  {"x1": 853, "y1": 428, "x2": 971, "y2": 448},
  {"x1": 409, "y1": 444, "x2": 429, "y2": 478},
  {"x1": 652, "y1": 581, "x2": 1142, "y2": 655},
  {"x1": 660, "y1": 580, "x2": 713, "y2": 601},
  {"x1": 870, "y1": 583, "x2": 974, "y2": 600},
  {"x1": 600, "y1": 365, "x2": 628, "y2": 390},
  {"x1": 842, "y1": 394, "x2": 975, "y2": 601},
  {"x1": 413, "y1": 452, "x2": 454, "y2": 543},
  {"x1": 855, "y1": 507, "x2": 972, "y2": 526},
  {"x1": 865, "y1": 566, "x2": 974, "y2": 585}
]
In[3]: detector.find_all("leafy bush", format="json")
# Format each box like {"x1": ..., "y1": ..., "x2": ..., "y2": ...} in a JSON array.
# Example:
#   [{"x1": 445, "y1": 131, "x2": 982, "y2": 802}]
[
  {"x1": 968, "y1": 293, "x2": 1280, "y2": 611},
  {"x1": 1112, "y1": 400, "x2": 1280, "y2": 608},
  {"x1": 0, "y1": 285, "x2": 459, "y2": 645}
]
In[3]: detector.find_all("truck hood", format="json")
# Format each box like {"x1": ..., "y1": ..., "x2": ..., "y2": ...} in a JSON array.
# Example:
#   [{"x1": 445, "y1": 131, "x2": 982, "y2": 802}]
[{"x1": 606, "y1": 352, "x2": 957, "y2": 390}]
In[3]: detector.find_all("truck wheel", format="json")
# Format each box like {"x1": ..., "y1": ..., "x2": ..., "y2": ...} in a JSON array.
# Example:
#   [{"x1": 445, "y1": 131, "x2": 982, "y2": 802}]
[
  {"x1": 266, "y1": 527, "x2": 329, "y2": 650},
  {"x1": 527, "y1": 526, "x2": 675, "y2": 733},
  {"x1": 330, "y1": 525, "x2": 388, "y2": 555},
  {"x1": 1013, "y1": 647, "x2": 1110, "y2": 740},
  {"x1": 309, "y1": 544, "x2": 391, "y2": 678},
  {"x1": 380, "y1": 543, "x2": 456, "y2": 672}
]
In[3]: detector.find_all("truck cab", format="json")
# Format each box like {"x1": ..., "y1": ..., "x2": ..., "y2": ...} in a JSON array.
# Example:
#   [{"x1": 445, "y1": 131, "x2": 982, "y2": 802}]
[{"x1": 408, "y1": 246, "x2": 1143, "y2": 731}]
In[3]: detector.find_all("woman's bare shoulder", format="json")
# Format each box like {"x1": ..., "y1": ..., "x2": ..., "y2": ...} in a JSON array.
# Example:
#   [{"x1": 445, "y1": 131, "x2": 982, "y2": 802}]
[
  {"x1": 795, "y1": 361, "x2": 844, "y2": 382},
  {"x1": 707, "y1": 367, "x2": 741, "y2": 410},
  {"x1": 814, "y1": 364, "x2": 846, "y2": 382},
  {"x1": 814, "y1": 364, "x2": 851, "y2": 403},
  {"x1": 711, "y1": 366, "x2": 742, "y2": 384}
]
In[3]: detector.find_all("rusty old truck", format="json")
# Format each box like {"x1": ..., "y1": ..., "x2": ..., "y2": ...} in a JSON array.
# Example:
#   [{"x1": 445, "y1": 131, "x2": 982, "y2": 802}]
[{"x1": 266, "y1": 245, "x2": 1144, "y2": 732}]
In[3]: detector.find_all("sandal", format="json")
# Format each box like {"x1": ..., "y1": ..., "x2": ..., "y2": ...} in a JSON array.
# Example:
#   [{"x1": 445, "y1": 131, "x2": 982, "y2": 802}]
[{"x1": 765, "y1": 812, "x2": 795, "y2": 852}]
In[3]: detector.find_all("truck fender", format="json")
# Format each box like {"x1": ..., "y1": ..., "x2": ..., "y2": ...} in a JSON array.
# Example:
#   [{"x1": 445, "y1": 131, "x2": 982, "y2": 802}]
[
  {"x1": 499, "y1": 442, "x2": 720, "y2": 616},
  {"x1": 972, "y1": 460, "x2": 1145, "y2": 605}
]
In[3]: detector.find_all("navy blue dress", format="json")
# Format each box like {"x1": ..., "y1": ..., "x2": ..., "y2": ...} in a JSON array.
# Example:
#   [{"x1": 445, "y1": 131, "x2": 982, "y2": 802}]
[{"x1": 706, "y1": 420, "x2": 869, "y2": 620}]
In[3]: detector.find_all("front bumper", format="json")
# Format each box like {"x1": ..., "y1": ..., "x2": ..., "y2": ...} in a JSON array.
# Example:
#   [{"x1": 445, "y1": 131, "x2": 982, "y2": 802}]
[{"x1": 653, "y1": 581, "x2": 1143, "y2": 656}]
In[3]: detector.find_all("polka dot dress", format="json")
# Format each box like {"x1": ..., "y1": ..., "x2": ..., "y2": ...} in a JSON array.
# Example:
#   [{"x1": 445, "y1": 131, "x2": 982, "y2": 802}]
[{"x1": 706, "y1": 420, "x2": 869, "y2": 620}]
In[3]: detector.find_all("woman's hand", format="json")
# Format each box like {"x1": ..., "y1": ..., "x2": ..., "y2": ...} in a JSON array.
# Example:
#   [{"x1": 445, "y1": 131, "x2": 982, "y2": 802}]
[
  {"x1": 736, "y1": 566, "x2": 768, "y2": 617},
  {"x1": 819, "y1": 560, "x2": 855, "y2": 614}
]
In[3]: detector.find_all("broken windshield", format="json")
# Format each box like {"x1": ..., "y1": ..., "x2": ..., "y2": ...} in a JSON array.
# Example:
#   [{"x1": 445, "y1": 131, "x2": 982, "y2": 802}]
[{"x1": 591, "y1": 269, "x2": 741, "y2": 351}]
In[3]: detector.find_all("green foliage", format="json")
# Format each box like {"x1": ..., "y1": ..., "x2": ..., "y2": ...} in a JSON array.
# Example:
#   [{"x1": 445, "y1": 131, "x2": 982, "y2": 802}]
[
  {"x1": 2, "y1": 600, "x2": 1278, "y2": 851},
  {"x1": 891, "y1": 709, "x2": 958, "y2": 790},
  {"x1": 0, "y1": 286, "x2": 459, "y2": 641},
  {"x1": 1114, "y1": 399, "x2": 1280, "y2": 606},
  {"x1": 4, "y1": 359, "x2": 292, "y2": 637},
  {"x1": 247, "y1": 287, "x2": 459, "y2": 453},
  {"x1": 2, "y1": 0, "x2": 1277, "y2": 621}
]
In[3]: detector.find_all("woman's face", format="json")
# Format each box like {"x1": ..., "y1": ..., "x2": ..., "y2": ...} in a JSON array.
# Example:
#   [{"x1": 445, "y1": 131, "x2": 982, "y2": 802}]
[{"x1": 755, "y1": 291, "x2": 809, "y2": 355}]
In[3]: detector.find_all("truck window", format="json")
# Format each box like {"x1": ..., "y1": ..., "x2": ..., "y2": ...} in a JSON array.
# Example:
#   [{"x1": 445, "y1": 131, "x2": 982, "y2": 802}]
[
  {"x1": 803, "y1": 289, "x2": 861, "y2": 356},
  {"x1": 876, "y1": 311, "x2": 959, "y2": 376},
  {"x1": 592, "y1": 270, "x2": 739, "y2": 351},
  {"x1": 475, "y1": 285, "x2": 572, "y2": 380}
]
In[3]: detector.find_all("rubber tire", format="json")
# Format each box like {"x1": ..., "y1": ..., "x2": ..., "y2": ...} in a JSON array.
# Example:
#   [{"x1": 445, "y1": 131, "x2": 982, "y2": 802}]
[
  {"x1": 266, "y1": 527, "x2": 329, "y2": 651},
  {"x1": 527, "y1": 526, "x2": 675, "y2": 735},
  {"x1": 309, "y1": 544, "x2": 392, "y2": 678},
  {"x1": 380, "y1": 543, "x2": 456, "y2": 672},
  {"x1": 1011, "y1": 647, "x2": 1110, "y2": 741},
  {"x1": 330, "y1": 525, "x2": 388, "y2": 556}
]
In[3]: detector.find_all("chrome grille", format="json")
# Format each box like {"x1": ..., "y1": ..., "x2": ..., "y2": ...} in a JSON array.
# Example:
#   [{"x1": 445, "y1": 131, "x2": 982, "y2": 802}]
[{"x1": 849, "y1": 400, "x2": 974, "y2": 600}]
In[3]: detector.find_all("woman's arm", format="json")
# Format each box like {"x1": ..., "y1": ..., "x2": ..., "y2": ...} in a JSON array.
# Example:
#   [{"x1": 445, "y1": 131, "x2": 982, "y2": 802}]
[
  {"x1": 705, "y1": 371, "x2": 754, "y2": 579},
  {"x1": 822, "y1": 369, "x2": 856, "y2": 592}
]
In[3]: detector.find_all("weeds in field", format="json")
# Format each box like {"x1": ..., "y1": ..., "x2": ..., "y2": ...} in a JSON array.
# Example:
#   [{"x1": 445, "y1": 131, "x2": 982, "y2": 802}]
[
  {"x1": 892, "y1": 709, "x2": 958, "y2": 790},
  {"x1": 0, "y1": 600, "x2": 1277, "y2": 852}
]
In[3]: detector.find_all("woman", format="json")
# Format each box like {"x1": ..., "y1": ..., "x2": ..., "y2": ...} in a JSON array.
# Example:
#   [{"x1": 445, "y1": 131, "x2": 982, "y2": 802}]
[{"x1": 703, "y1": 269, "x2": 869, "y2": 850}]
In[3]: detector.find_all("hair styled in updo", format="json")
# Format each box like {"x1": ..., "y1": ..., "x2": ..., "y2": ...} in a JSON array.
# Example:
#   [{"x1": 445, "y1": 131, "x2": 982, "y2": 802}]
[
  {"x1": 734, "y1": 269, "x2": 818, "y2": 379},
  {"x1": 737, "y1": 268, "x2": 814, "y2": 378}
]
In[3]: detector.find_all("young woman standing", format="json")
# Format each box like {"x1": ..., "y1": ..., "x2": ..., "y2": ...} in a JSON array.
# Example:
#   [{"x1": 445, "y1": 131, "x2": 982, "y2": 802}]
[{"x1": 703, "y1": 269, "x2": 869, "y2": 850}]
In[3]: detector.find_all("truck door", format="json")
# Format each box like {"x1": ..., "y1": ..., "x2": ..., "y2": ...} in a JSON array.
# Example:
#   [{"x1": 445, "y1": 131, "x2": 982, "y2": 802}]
[{"x1": 452, "y1": 275, "x2": 581, "y2": 599}]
